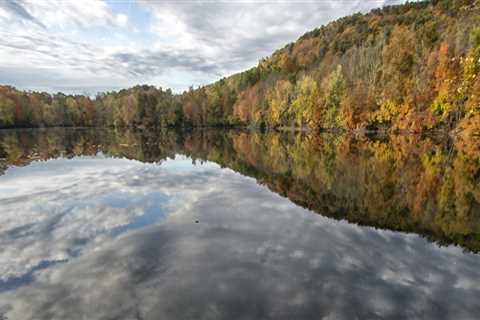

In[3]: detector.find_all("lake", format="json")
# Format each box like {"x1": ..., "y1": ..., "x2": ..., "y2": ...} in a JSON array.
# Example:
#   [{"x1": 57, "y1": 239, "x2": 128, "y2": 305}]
[{"x1": 0, "y1": 128, "x2": 479, "y2": 320}]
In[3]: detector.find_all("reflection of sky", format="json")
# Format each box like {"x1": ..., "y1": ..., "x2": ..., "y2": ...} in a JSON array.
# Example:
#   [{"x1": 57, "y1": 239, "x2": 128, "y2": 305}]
[
  {"x1": 0, "y1": 155, "x2": 479, "y2": 319},
  {"x1": 0, "y1": 155, "x2": 213, "y2": 286}
]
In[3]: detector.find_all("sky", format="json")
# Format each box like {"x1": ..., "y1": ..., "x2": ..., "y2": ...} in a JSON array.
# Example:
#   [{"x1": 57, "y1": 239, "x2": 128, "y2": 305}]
[{"x1": 0, "y1": 0, "x2": 407, "y2": 95}]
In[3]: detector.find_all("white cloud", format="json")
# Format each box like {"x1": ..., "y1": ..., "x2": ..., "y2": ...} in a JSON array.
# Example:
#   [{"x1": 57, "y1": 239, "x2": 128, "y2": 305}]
[
  {"x1": 21, "y1": 0, "x2": 125, "y2": 30},
  {"x1": 116, "y1": 13, "x2": 128, "y2": 27}
]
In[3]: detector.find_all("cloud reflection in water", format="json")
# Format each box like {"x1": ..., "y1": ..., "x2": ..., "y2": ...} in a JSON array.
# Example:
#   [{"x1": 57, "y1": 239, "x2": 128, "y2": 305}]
[{"x1": 0, "y1": 154, "x2": 479, "y2": 320}]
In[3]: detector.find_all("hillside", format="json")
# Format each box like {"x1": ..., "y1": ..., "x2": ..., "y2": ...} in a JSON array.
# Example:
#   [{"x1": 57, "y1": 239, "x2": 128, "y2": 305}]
[{"x1": 1, "y1": 0, "x2": 480, "y2": 135}]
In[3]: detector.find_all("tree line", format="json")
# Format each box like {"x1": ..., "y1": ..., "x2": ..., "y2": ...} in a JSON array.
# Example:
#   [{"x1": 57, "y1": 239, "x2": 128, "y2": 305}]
[{"x1": 1, "y1": 0, "x2": 480, "y2": 134}]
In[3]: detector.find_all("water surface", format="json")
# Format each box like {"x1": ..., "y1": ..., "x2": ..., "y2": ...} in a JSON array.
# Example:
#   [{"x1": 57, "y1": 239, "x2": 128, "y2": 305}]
[{"x1": 0, "y1": 128, "x2": 479, "y2": 320}]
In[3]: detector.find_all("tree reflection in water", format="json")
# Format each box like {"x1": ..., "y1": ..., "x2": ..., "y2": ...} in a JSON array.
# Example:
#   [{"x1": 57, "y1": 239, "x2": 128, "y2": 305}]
[{"x1": 1, "y1": 128, "x2": 478, "y2": 252}]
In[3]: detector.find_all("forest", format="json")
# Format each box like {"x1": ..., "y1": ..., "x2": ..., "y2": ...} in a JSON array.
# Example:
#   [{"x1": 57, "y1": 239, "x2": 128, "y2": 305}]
[{"x1": 1, "y1": 0, "x2": 480, "y2": 136}]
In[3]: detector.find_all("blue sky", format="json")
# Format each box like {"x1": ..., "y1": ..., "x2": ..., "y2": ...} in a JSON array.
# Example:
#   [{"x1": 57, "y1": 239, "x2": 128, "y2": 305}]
[{"x1": 0, "y1": 0, "x2": 406, "y2": 95}]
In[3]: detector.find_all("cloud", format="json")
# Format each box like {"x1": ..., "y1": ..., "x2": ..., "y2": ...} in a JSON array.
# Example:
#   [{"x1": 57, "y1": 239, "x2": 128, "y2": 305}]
[
  {"x1": 116, "y1": 13, "x2": 128, "y2": 27},
  {"x1": 0, "y1": 0, "x2": 125, "y2": 30},
  {"x1": 0, "y1": 0, "x2": 45, "y2": 28}
]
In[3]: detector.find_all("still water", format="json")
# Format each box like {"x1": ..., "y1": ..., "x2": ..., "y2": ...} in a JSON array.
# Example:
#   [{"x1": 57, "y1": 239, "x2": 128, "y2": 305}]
[{"x1": 0, "y1": 128, "x2": 479, "y2": 320}]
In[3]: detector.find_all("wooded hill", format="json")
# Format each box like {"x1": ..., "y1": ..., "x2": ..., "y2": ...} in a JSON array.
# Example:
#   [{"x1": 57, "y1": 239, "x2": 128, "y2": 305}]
[{"x1": 1, "y1": 0, "x2": 480, "y2": 135}]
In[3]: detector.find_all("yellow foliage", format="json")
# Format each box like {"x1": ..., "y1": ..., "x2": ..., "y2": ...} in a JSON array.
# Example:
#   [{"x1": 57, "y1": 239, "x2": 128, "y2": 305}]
[
  {"x1": 292, "y1": 76, "x2": 319, "y2": 126},
  {"x1": 266, "y1": 80, "x2": 294, "y2": 126},
  {"x1": 373, "y1": 100, "x2": 399, "y2": 124}
]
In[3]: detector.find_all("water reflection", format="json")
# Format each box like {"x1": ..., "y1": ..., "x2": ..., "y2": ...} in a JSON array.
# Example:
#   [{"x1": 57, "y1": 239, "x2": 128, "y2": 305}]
[
  {"x1": 0, "y1": 128, "x2": 479, "y2": 319},
  {"x1": 1, "y1": 128, "x2": 479, "y2": 251}
]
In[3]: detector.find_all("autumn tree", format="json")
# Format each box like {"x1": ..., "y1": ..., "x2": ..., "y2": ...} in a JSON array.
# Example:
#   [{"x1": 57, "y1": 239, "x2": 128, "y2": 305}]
[
  {"x1": 319, "y1": 65, "x2": 345, "y2": 129},
  {"x1": 291, "y1": 76, "x2": 318, "y2": 127}
]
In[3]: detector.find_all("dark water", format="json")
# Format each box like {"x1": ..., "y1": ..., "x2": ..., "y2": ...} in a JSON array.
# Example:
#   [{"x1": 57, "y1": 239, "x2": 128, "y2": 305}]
[{"x1": 0, "y1": 128, "x2": 479, "y2": 320}]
